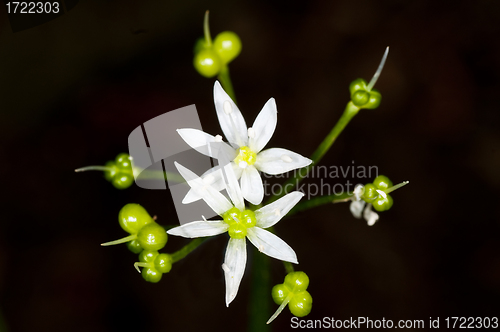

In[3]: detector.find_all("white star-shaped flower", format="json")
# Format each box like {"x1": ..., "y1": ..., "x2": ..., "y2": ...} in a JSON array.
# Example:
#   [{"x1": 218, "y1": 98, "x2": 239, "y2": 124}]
[
  {"x1": 168, "y1": 161, "x2": 303, "y2": 306},
  {"x1": 177, "y1": 81, "x2": 312, "y2": 205}
]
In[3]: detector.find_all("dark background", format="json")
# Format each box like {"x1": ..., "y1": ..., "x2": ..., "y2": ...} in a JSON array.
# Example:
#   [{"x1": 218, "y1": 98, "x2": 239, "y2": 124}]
[{"x1": 1, "y1": 1, "x2": 499, "y2": 331}]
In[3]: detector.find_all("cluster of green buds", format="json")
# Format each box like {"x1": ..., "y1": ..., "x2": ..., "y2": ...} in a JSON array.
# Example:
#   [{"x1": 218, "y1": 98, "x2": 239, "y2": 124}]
[
  {"x1": 360, "y1": 175, "x2": 395, "y2": 212},
  {"x1": 193, "y1": 11, "x2": 242, "y2": 78},
  {"x1": 268, "y1": 271, "x2": 312, "y2": 324},
  {"x1": 102, "y1": 204, "x2": 170, "y2": 283},
  {"x1": 348, "y1": 47, "x2": 388, "y2": 111},
  {"x1": 75, "y1": 153, "x2": 135, "y2": 189},
  {"x1": 104, "y1": 153, "x2": 134, "y2": 189}
]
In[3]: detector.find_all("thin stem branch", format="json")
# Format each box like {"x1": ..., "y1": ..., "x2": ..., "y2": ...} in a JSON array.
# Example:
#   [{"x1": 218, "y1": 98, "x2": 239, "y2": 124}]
[
  {"x1": 266, "y1": 102, "x2": 360, "y2": 204},
  {"x1": 170, "y1": 238, "x2": 207, "y2": 263},
  {"x1": 283, "y1": 261, "x2": 294, "y2": 274}
]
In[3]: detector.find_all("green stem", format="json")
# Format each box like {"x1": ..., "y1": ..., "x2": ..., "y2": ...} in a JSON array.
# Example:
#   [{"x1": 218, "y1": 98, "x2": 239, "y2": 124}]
[
  {"x1": 218, "y1": 65, "x2": 237, "y2": 103},
  {"x1": 249, "y1": 247, "x2": 271, "y2": 332},
  {"x1": 266, "y1": 101, "x2": 360, "y2": 204},
  {"x1": 171, "y1": 238, "x2": 207, "y2": 263},
  {"x1": 283, "y1": 261, "x2": 294, "y2": 274}
]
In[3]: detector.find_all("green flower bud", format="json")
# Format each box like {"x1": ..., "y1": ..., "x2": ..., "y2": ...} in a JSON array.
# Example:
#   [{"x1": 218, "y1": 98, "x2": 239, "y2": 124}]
[
  {"x1": 284, "y1": 271, "x2": 310, "y2": 293},
  {"x1": 194, "y1": 49, "x2": 222, "y2": 78},
  {"x1": 272, "y1": 284, "x2": 289, "y2": 305},
  {"x1": 118, "y1": 204, "x2": 154, "y2": 234},
  {"x1": 373, "y1": 175, "x2": 393, "y2": 191},
  {"x1": 289, "y1": 291, "x2": 313, "y2": 317},
  {"x1": 362, "y1": 183, "x2": 378, "y2": 203},
  {"x1": 142, "y1": 267, "x2": 162, "y2": 283},
  {"x1": 213, "y1": 31, "x2": 242, "y2": 65},
  {"x1": 137, "y1": 222, "x2": 168, "y2": 251},
  {"x1": 127, "y1": 239, "x2": 143, "y2": 254},
  {"x1": 372, "y1": 193, "x2": 393, "y2": 212},
  {"x1": 154, "y1": 253, "x2": 173, "y2": 273}
]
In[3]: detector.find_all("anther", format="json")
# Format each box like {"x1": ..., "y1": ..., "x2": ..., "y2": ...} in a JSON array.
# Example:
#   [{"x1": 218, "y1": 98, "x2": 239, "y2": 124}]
[
  {"x1": 238, "y1": 161, "x2": 248, "y2": 169},
  {"x1": 214, "y1": 134, "x2": 223, "y2": 142},
  {"x1": 223, "y1": 100, "x2": 233, "y2": 114},
  {"x1": 247, "y1": 127, "x2": 255, "y2": 138},
  {"x1": 281, "y1": 154, "x2": 292, "y2": 163}
]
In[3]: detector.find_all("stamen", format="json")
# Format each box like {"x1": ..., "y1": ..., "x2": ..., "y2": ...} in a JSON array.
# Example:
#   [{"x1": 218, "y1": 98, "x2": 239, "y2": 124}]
[
  {"x1": 273, "y1": 208, "x2": 281, "y2": 217},
  {"x1": 247, "y1": 127, "x2": 255, "y2": 138},
  {"x1": 258, "y1": 245, "x2": 264, "y2": 252},
  {"x1": 221, "y1": 263, "x2": 230, "y2": 273},
  {"x1": 223, "y1": 100, "x2": 233, "y2": 114},
  {"x1": 376, "y1": 189, "x2": 387, "y2": 199},
  {"x1": 214, "y1": 134, "x2": 223, "y2": 142},
  {"x1": 238, "y1": 161, "x2": 248, "y2": 169},
  {"x1": 281, "y1": 154, "x2": 292, "y2": 163}
]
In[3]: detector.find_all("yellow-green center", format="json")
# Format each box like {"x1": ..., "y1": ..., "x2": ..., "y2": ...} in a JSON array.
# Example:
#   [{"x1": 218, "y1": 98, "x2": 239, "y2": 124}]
[
  {"x1": 223, "y1": 207, "x2": 257, "y2": 239},
  {"x1": 233, "y1": 146, "x2": 257, "y2": 168}
]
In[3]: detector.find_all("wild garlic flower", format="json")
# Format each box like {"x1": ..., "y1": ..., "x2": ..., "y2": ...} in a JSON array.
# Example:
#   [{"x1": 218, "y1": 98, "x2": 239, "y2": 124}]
[
  {"x1": 177, "y1": 81, "x2": 312, "y2": 205},
  {"x1": 168, "y1": 161, "x2": 303, "y2": 306}
]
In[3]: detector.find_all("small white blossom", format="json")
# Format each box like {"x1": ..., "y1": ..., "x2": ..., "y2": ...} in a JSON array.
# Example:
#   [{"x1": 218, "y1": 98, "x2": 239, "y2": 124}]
[
  {"x1": 177, "y1": 81, "x2": 312, "y2": 205},
  {"x1": 168, "y1": 162, "x2": 303, "y2": 306}
]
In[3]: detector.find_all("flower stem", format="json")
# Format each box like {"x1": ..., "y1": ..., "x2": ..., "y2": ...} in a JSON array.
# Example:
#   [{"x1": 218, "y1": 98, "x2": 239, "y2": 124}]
[
  {"x1": 203, "y1": 10, "x2": 212, "y2": 47},
  {"x1": 249, "y1": 247, "x2": 271, "y2": 332},
  {"x1": 218, "y1": 65, "x2": 237, "y2": 103},
  {"x1": 170, "y1": 238, "x2": 207, "y2": 263},
  {"x1": 266, "y1": 101, "x2": 360, "y2": 204},
  {"x1": 283, "y1": 261, "x2": 295, "y2": 274}
]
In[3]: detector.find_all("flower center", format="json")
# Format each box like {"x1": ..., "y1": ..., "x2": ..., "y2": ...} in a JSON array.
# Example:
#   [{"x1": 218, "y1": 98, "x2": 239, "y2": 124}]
[
  {"x1": 233, "y1": 146, "x2": 257, "y2": 169},
  {"x1": 223, "y1": 207, "x2": 257, "y2": 239}
]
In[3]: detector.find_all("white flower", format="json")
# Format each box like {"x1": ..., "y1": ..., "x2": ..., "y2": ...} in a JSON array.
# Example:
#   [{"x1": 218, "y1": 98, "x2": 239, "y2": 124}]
[
  {"x1": 177, "y1": 81, "x2": 312, "y2": 205},
  {"x1": 349, "y1": 184, "x2": 379, "y2": 226},
  {"x1": 168, "y1": 161, "x2": 303, "y2": 306}
]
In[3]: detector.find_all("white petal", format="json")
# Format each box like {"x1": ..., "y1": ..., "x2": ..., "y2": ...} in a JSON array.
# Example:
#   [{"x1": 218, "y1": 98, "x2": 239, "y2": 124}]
[
  {"x1": 177, "y1": 128, "x2": 233, "y2": 158},
  {"x1": 247, "y1": 227, "x2": 298, "y2": 264},
  {"x1": 214, "y1": 81, "x2": 248, "y2": 147},
  {"x1": 254, "y1": 191, "x2": 304, "y2": 228},
  {"x1": 240, "y1": 165, "x2": 264, "y2": 205},
  {"x1": 167, "y1": 220, "x2": 228, "y2": 238},
  {"x1": 223, "y1": 238, "x2": 247, "y2": 307},
  {"x1": 363, "y1": 203, "x2": 379, "y2": 226},
  {"x1": 254, "y1": 148, "x2": 312, "y2": 175},
  {"x1": 174, "y1": 162, "x2": 232, "y2": 215},
  {"x1": 353, "y1": 184, "x2": 364, "y2": 201},
  {"x1": 350, "y1": 200, "x2": 366, "y2": 219},
  {"x1": 248, "y1": 98, "x2": 277, "y2": 153},
  {"x1": 183, "y1": 164, "x2": 243, "y2": 204},
  {"x1": 217, "y1": 144, "x2": 245, "y2": 211}
]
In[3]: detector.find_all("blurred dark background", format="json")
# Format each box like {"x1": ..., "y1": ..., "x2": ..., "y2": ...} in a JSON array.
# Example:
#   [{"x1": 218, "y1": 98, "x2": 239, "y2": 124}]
[{"x1": 1, "y1": 0, "x2": 499, "y2": 331}]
